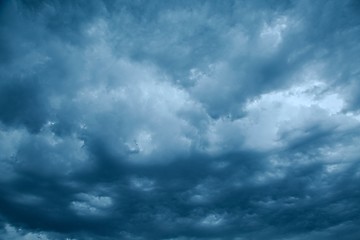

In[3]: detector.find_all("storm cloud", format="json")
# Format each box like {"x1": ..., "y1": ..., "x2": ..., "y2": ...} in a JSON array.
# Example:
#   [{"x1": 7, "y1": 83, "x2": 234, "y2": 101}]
[{"x1": 1, "y1": 0, "x2": 360, "y2": 239}]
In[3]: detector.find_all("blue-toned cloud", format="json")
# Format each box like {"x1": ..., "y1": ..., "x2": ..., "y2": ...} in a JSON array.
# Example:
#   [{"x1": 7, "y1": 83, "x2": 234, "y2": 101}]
[{"x1": 0, "y1": 0, "x2": 360, "y2": 239}]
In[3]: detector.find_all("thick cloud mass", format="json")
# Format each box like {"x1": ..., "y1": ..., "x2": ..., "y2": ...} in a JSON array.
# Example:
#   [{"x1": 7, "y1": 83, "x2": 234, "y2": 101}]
[{"x1": 1, "y1": 0, "x2": 360, "y2": 239}]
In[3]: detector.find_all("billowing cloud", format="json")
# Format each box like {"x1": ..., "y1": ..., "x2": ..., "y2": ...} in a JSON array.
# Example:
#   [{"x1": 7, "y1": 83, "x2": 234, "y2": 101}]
[{"x1": 1, "y1": 0, "x2": 360, "y2": 239}]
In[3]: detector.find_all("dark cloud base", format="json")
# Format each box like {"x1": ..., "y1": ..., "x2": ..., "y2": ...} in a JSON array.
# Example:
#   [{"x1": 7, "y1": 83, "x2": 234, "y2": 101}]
[{"x1": 1, "y1": 0, "x2": 360, "y2": 239}]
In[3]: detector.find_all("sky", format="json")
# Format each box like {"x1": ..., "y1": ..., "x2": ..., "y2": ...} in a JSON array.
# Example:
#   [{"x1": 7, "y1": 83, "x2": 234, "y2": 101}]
[{"x1": 0, "y1": 0, "x2": 360, "y2": 239}]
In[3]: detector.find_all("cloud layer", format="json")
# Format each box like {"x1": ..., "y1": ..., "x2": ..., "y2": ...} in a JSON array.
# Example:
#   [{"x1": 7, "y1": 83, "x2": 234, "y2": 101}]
[{"x1": 1, "y1": 0, "x2": 360, "y2": 239}]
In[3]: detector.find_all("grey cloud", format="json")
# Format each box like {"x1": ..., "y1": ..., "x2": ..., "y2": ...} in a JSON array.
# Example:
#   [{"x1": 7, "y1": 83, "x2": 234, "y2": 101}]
[{"x1": 1, "y1": 0, "x2": 360, "y2": 239}]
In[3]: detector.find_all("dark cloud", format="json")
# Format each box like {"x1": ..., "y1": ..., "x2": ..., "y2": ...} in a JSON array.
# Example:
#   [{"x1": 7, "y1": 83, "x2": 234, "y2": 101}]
[{"x1": 1, "y1": 0, "x2": 360, "y2": 239}]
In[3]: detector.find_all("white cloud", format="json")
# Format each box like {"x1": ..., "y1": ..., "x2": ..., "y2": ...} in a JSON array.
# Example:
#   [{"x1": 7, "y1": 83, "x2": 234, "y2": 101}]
[
  {"x1": 71, "y1": 193, "x2": 113, "y2": 217},
  {"x1": 0, "y1": 224, "x2": 51, "y2": 240}
]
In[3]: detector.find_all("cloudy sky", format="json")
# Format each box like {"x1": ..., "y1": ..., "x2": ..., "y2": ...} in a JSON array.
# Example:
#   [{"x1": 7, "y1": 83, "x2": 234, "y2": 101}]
[{"x1": 1, "y1": 0, "x2": 360, "y2": 239}]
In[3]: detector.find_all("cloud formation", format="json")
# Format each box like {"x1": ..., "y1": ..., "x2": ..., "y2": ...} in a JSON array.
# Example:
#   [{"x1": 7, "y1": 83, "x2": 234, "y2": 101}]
[{"x1": 0, "y1": 0, "x2": 360, "y2": 239}]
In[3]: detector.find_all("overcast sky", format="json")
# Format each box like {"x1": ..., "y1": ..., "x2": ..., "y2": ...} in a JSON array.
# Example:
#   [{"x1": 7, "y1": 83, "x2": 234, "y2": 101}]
[{"x1": 1, "y1": 0, "x2": 360, "y2": 239}]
